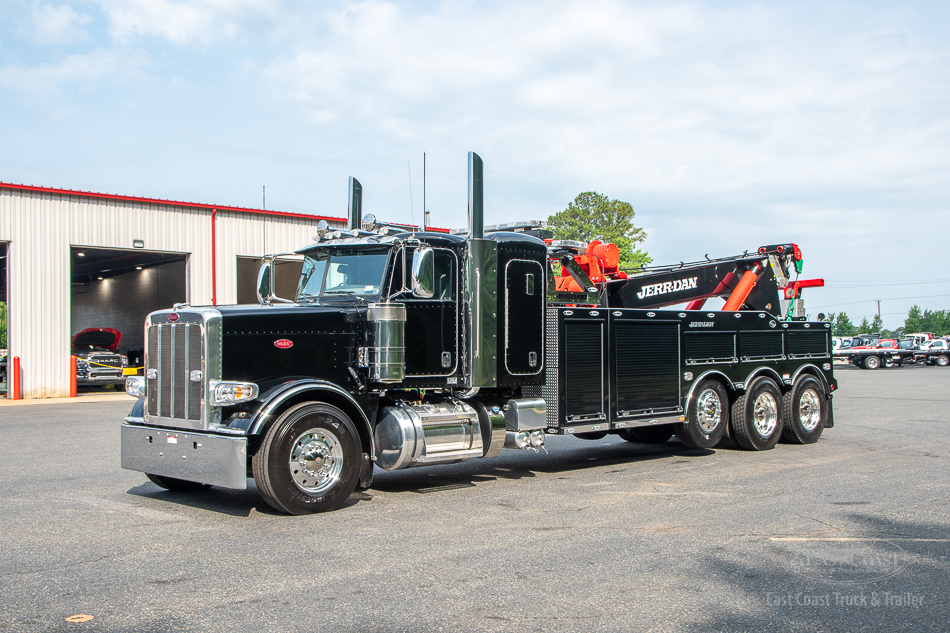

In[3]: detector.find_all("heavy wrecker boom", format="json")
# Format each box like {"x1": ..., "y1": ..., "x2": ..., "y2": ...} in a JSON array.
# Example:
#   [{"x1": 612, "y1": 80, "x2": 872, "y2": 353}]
[{"x1": 541, "y1": 235, "x2": 823, "y2": 319}]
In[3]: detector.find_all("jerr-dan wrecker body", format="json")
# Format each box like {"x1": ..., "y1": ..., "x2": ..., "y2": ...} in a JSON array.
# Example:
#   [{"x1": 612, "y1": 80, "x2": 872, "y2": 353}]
[{"x1": 122, "y1": 152, "x2": 836, "y2": 514}]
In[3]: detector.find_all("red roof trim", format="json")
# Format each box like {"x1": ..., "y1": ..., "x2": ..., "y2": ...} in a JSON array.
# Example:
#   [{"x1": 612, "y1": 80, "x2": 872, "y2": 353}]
[{"x1": 0, "y1": 181, "x2": 450, "y2": 232}]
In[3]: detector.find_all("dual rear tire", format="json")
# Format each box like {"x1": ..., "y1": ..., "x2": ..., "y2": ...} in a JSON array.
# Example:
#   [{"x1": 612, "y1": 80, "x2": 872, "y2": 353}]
[
  {"x1": 730, "y1": 377, "x2": 784, "y2": 451},
  {"x1": 679, "y1": 374, "x2": 827, "y2": 451}
]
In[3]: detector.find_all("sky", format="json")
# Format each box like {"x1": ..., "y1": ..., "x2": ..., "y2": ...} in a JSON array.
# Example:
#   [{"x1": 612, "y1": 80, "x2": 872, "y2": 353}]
[{"x1": 1, "y1": 0, "x2": 948, "y2": 329}]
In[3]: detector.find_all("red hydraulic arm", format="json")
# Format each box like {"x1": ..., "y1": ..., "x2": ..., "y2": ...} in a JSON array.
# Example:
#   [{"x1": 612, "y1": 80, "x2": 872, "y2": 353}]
[{"x1": 722, "y1": 266, "x2": 761, "y2": 312}]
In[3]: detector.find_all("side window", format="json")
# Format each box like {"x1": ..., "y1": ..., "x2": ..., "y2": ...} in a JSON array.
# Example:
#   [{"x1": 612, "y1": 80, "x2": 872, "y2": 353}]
[
  {"x1": 387, "y1": 248, "x2": 405, "y2": 296},
  {"x1": 432, "y1": 251, "x2": 456, "y2": 301},
  {"x1": 400, "y1": 248, "x2": 456, "y2": 301}
]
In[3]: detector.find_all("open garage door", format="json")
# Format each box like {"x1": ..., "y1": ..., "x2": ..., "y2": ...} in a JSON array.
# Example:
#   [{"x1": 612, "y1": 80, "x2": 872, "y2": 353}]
[
  {"x1": 71, "y1": 247, "x2": 187, "y2": 388},
  {"x1": 236, "y1": 256, "x2": 303, "y2": 304}
]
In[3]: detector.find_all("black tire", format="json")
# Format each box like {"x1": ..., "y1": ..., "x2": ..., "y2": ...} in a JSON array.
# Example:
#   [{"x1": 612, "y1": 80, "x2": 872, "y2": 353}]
[
  {"x1": 618, "y1": 425, "x2": 675, "y2": 444},
  {"x1": 730, "y1": 376, "x2": 783, "y2": 451},
  {"x1": 864, "y1": 355, "x2": 881, "y2": 370},
  {"x1": 781, "y1": 374, "x2": 827, "y2": 444},
  {"x1": 145, "y1": 473, "x2": 211, "y2": 492},
  {"x1": 936, "y1": 355, "x2": 950, "y2": 367},
  {"x1": 676, "y1": 380, "x2": 728, "y2": 449},
  {"x1": 252, "y1": 402, "x2": 361, "y2": 515}
]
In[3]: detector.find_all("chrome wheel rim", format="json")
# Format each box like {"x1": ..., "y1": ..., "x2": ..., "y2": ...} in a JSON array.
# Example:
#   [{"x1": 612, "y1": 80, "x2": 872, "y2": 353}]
[
  {"x1": 752, "y1": 392, "x2": 778, "y2": 438},
  {"x1": 289, "y1": 428, "x2": 344, "y2": 495},
  {"x1": 696, "y1": 388, "x2": 722, "y2": 433},
  {"x1": 799, "y1": 388, "x2": 821, "y2": 432}
]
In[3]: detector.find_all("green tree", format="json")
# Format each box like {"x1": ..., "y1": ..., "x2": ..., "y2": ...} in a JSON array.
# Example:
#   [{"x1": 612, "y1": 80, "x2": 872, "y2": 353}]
[
  {"x1": 857, "y1": 317, "x2": 871, "y2": 334},
  {"x1": 832, "y1": 312, "x2": 856, "y2": 337},
  {"x1": 547, "y1": 192, "x2": 651, "y2": 271},
  {"x1": 0, "y1": 301, "x2": 6, "y2": 349},
  {"x1": 904, "y1": 305, "x2": 924, "y2": 334},
  {"x1": 921, "y1": 309, "x2": 950, "y2": 336},
  {"x1": 871, "y1": 314, "x2": 883, "y2": 334}
]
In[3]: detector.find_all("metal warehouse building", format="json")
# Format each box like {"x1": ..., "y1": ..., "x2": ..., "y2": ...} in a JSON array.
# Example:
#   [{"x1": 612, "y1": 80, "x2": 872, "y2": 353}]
[{"x1": 0, "y1": 182, "x2": 361, "y2": 399}]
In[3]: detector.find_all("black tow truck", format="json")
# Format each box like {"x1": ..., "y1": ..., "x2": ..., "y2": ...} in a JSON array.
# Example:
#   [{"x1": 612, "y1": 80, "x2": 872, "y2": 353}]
[{"x1": 121, "y1": 152, "x2": 836, "y2": 514}]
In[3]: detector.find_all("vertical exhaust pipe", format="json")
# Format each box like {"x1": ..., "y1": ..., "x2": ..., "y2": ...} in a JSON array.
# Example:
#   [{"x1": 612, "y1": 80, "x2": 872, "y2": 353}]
[
  {"x1": 464, "y1": 151, "x2": 497, "y2": 388},
  {"x1": 348, "y1": 177, "x2": 363, "y2": 230},
  {"x1": 468, "y1": 152, "x2": 483, "y2": 238}
]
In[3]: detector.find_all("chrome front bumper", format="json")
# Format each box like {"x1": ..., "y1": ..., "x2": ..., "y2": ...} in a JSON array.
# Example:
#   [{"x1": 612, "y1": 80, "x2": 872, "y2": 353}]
[{"x1": 121, "y1": 423, "x2": 248, "y2": 489}]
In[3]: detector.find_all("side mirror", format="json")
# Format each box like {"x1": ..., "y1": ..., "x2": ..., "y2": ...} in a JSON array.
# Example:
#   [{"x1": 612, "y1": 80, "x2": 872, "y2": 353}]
[
  {"x1": 411, "y1": 247, "x2": 435, "y2": 299},
  {"x1": 256, "y1": 259, "x2": 275, "y2": 304}
]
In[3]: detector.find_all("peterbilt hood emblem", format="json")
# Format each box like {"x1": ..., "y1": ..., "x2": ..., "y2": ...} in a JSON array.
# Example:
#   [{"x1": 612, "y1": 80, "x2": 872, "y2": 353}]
[
  {"x1": 274, "y1": 339, "x2": 294, "y2": 349},
  {"x1": 167, "y1": 312, "x2": 179, "y2": 322},
  {"x1": 637, "y1": 277, "x2": 698, "y2": 300}
]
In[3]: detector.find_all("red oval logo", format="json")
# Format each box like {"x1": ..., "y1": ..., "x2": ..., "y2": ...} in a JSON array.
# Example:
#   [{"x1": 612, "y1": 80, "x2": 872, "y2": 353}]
[
  {"x1": 274, "y1": 339, "x2": 293, "y2": 349},
  {"x1": 168, "y1": 313, "x2": 179, "y2": 322}
]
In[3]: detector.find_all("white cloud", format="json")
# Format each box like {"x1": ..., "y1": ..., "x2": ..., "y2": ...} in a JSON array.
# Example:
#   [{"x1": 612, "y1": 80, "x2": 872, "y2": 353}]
[
  {"x1": 95, "y1": 0, "x2": 284, "y2": 45},
  {"x1": 260, "y1": 2, "x2": 949, "y2": 223},
  {"x1": 0, "y1": 49, "x2": 147, "y2": 101},
  {"x1": 29, "y1": 2, "x2": 92, "y2": 45}
]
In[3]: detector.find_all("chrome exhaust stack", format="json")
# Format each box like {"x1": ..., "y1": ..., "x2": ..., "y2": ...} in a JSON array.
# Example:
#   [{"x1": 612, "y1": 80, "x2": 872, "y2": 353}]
[{"x1": 348, "y1": 176, "x2": 363, "y2": 230}]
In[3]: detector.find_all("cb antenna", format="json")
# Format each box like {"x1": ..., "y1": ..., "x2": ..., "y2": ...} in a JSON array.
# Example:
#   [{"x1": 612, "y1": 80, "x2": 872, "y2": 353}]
[
  {"x1": 423, "y1": 152, "x2": 427, "y2": 231},
  {"x1": 407, "y1": 160, "x2": 415, "y2": 231}
]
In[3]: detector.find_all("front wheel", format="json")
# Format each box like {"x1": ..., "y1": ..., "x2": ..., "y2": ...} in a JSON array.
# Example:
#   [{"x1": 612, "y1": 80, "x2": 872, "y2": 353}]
[
  {"x1": 864, "y1": 355, "x2": 881, "y2": 369},
  {"x1": 676, "y1": 380, "x2": 728, "y2": 449},
  {"x1": 730, "y1": 376, "x2": 783, "y2": 451},
  {"x1": 252, "y1": 402, "x2": 362, "y2": 515},
  {"x1": 781, "y1": 375, "x2": 827, "y2": 444}
]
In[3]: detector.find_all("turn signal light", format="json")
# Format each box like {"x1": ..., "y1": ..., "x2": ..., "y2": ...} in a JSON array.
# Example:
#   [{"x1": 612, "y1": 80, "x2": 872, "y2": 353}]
[{"x1": 211, "y1": 381, "x2": 260, "y2": 406}]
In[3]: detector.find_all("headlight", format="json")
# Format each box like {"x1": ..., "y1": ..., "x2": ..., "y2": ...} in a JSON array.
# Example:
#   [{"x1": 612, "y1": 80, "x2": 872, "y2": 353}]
[
  {"x1": 210, "y1": 381, "x2": 259, "y2": 406},
  {"x1": 76, "y1": 358, "x2": 88, "y2": 369},
  {"x1": 121, "y1": 355, "x2": 128, "y2": 367},
  {"x1": 126, "y1": 376, "x2": 146, "y2": 398}
]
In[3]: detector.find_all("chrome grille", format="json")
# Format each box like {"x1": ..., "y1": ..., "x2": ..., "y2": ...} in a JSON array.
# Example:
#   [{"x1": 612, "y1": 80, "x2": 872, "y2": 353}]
[
  {"x1": 147, "y1": 322, "x2": 204, "y2": 422},
  {"x1": 88, "y1": 353, "x2": 123, "y2": 368}
]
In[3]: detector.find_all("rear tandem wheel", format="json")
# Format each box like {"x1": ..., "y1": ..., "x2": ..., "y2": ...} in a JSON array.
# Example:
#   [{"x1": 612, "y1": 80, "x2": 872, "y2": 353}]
[{"x1": 675, "y1": 380, "x2": 728, "y2": 449}]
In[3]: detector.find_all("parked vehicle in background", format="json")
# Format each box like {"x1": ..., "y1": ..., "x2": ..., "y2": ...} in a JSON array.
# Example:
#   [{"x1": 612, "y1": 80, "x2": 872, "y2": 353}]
[
  {"x1": 832, "y1": 336, "x2": 853, "y2": 352},
  {"x1": 848, "y1": 338, "x2": 917, "y2": 369},
  {"x1": 71, "y1": 328, "x2": 128, "y2": 386},
  {"x1": 919, "y1": 339, "x2": 950, "y2": 352},
  {"x1": 849, "y1": 334, "x2": 881, "y2": 348},
  {"x1": 914, "y1": 338, "x2": 950, "y2": 366},
  {"x1": 832, "y1": 336, "x2": 857, "y2": 361},
  {"x1": 903, "y1": 333, "x2": 935, "y2": 347}
]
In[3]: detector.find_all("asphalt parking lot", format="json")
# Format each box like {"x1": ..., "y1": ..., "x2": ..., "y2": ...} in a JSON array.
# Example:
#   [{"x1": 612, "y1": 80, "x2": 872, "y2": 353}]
[{"x1": 1, "y1": 366, "x2": 948, "y2": 632}]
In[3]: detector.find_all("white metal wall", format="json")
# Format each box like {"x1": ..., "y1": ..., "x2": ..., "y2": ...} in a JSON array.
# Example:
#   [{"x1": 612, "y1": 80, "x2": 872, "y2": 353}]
[
  {"x1": 214, "y1": 211, "x2": 345, "y2": 304},
  {"x1": 0, "y1": 186, "x2": 346, "y2": 398}
]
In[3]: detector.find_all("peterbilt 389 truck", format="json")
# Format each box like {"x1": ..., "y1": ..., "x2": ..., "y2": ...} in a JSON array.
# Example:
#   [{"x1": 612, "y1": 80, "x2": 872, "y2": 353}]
[{"x1": 122, "y1": 153, "x2": 836, "y2": 515}]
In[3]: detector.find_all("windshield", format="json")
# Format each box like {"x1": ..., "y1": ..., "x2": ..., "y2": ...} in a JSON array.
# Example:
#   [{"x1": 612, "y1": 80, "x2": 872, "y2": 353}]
[{"x1": 296, "y1": 247, "x2": 391, "y2": 299}]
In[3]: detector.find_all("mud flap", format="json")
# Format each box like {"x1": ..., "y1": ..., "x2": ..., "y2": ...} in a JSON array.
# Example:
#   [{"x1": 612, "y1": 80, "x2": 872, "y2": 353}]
[{"x1": 357, "y1": 452, "x2": 374, "y2": 490}]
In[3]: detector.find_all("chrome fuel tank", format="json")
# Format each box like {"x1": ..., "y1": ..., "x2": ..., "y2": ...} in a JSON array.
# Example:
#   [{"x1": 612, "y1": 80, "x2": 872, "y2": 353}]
[{"x1": 374, "y1": 399, "x2": 484, "y2": 470}]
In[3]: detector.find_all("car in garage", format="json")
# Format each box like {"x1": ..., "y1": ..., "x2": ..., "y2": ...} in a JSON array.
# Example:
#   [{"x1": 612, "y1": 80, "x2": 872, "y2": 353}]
[{"x1": 71, "y1": 328, "x2": 128, "y2": 386}]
